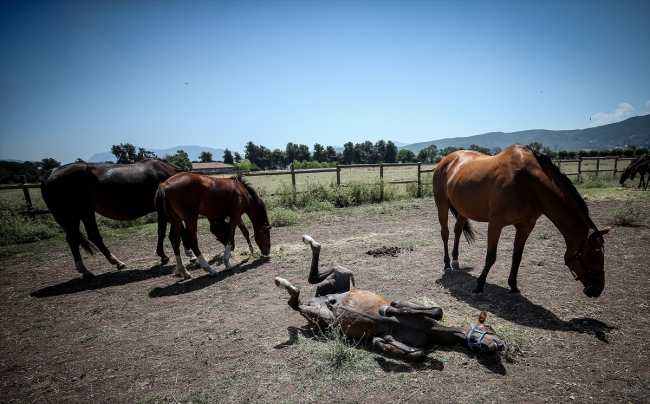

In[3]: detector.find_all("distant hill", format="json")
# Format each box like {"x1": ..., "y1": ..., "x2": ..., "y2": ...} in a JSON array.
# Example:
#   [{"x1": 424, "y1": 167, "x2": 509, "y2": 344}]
[
  {"x1": 88, "y1": 145, "x2": 226, "y2": 163},
  {"x1": 399, "y1": 115, "x2": 650, "y2": 154}
]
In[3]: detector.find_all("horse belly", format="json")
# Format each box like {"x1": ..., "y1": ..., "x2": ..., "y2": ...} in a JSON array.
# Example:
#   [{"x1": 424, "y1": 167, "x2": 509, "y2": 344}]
[{"x1": 338, "y1": 290, "x2": 391, "y2": 339}]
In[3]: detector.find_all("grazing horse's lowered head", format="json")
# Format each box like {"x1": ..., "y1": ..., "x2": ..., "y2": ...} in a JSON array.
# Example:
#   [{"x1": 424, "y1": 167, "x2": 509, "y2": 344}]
[{"x1": 275, "y1": 235, "x2": 505, "y2": 361}]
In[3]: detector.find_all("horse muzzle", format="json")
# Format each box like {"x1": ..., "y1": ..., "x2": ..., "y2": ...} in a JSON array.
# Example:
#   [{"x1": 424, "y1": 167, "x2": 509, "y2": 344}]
[
  {"x1": 583, "y1": 283, "x2": 603, "y2": 298},
  {"x1": 260, "y1": 247, "x2": 271, "y2": 256}
]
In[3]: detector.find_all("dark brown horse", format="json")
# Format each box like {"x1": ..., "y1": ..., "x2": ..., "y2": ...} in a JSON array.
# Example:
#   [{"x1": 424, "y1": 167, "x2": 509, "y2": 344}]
[
  {"x1": 208, "y1": 216, "x2": 255, "y2": 255},
  {"x1": 155, "y1": 173, "x2": 271, "y2": 279},
  {"x1": 41, "y1": 159, "x2": 192, "y2": 279},
  {"x1": 433, "y1": 144, "x2": 611, "y2": 297},
  {"x1": 275, "y1": 235, "x2": 504, "y2": 361},
  {"x1": 620, "y1": 154, "x2": 650, "y2": 190}
]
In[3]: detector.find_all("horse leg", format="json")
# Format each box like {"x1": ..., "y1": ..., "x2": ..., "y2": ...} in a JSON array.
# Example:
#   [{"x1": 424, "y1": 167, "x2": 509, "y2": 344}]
[
  {"x1": 80, "y1": 211, "x2": 126, "y2": 270},
  {"x1": 451, "y1": 215, "x2": 469, "y2": 269},
  {"x1": 169, "y1": 217, "x2": 191, "y2": 279},
  {"x1": 302, "y1": 235, "x2": 338, "y2": 284},
  {"x1": 180, "y1": 224, "x2": 197, "y2": 262},
  {"x1": 473, "y1": 223, "x2": 503, "y2": 294},
  {"x1": 63, "y1": 217, "x2": 95, "y2": 279},
  {"x1": 185, "y1": 219, "x2": 217, "y2": 276},
  {"x1": 239, "y1": 221, "x2": 254, "y2": 254},
  {"x1": 507, "y1": 222, "x2": 536, "y2": 294},
  {"x1": 156, "y1": 214, "x2": 170, "y2": 265},
  {"x1": 275, "y1": 277, "x2": 300, "y2": 308},
  {"x1": 380, "y1": 302, "x2": 443, "y2": 320},
  {"x1": 436, "y1": 206, "x2": 452, "y2": 271},
  {"x1": 372, "y1": 335, "x2": 425, "y2": 361}
]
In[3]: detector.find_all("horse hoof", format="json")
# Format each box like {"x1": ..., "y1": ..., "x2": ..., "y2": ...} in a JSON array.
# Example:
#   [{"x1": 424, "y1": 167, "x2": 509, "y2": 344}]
[
  {"x1": 451, "y1": 260, "x2": 460, "y2": 269},
  {"x1": 443, "y1": 267, "x2": 452, "y2": 272},
  {"x1": 160, "y1": 257, "x2": 170, "y2": 265},
  {"x1": 470, "y1": 292, "x2": 485, "y2": 301},
  {"x1": 117, "y1": 263, "x2": 126, "y2": 270}
]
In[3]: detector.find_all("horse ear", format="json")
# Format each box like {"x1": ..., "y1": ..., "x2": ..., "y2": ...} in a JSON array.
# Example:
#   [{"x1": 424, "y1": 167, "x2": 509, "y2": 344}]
[
  {"x1": 590, "y1": 227, "x2": 612, "y2": 239},
  {"x1": 224, "y1": 216, "x2": 230, "y2": 223},
  {"x1": 478, "y1": 310, "x2": 488, "y2": 323},
  {"x1": 266, "y1": 224, "x2": 273, "y2": 230}
]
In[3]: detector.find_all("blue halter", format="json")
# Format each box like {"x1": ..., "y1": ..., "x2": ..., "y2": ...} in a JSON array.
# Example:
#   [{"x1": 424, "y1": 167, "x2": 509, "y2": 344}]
[{"x1": 467, "y1": 324, "x2": 488, "y2": 352}]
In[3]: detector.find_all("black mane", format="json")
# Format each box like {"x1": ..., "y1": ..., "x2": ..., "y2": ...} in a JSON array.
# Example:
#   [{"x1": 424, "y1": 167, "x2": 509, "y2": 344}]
[
  {"x1": 232, "y1": 174, "x2": 270, "y2": 225},
  {"x1": 526, "y1": 146, "x2": 597, "y2": 230}
]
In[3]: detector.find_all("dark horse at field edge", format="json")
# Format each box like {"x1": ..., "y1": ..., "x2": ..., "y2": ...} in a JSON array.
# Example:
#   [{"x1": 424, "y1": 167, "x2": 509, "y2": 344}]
[
  {"x1": 155, "y1": 173, "x2": 272, "y2": 279},
  {"x1": 619, "y1": 153, "x2": 649, "y2": 190},
  {"x1": 41, "y1": 158, "x2": 191, "y2": 279},
  {"x1": 433, "y1": 144, "x2": 611, "y2": 298}
]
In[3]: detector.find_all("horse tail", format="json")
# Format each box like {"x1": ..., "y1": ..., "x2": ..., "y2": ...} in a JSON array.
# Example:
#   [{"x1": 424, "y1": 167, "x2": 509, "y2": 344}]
[
  {"x1": 154, "y1": 183, "x2": 170, "y2": 221},
  {"x1": 449, "y1": 204, "x2": 475, "y2": 244},
  {"x1": 41, "y1": 168, "x2": 97, "y2": 255}
]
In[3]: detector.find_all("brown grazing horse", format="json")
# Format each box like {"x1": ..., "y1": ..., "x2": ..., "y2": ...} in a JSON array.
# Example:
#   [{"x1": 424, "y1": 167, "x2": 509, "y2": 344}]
[
  {"x1": 155, "y1": 173, "x2": 271, "y2": 279},
  {"x1": 619, "y1": 154, "x2": 649, "y2": 190},
  {"x1": 433, "y1": 144, "x2": 611, "y2": 297},
  {"x1": 275, "y1": 235, "x2": 504, "y2": 361},
  {"x1": 41, "y1": 159, "x2": 192, "y2": 279}
]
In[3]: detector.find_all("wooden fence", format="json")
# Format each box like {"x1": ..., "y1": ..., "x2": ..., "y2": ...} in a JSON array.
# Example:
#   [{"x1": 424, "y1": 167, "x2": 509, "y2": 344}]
[{"x1": 0, "y1": 156, "x2": 637, "y2": 217}]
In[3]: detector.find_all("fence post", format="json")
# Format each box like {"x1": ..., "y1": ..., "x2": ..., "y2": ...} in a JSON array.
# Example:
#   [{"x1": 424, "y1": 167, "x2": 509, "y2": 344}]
[
  {"x1": 596, "y1": 157, "x2": 600, "y2": 176},
  {"x1": 613, "y1": 157, "x2": 619, "y2": 178},
  {"x1": 20, "y1": 175, "x2": 35, "y2": 219},
  {"x1": 379, "y1": 164, "x2": 384, "y2": 201},
  {"x1": 336, "y1": 163, "x2": 341, "y2": 186},
  {"x1": 290, "y1": 163, "x2": 296, "y2": 204},
  {"x1": 577, "y1": 157, "x2": 582, "y2": 180},
  {"x1": 417, "y1": 163, "x2": 422, "y2": 198}
]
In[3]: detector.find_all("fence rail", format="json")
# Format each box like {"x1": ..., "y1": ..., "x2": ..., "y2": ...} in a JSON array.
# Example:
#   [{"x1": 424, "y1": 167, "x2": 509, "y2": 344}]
[{"x1": 0, "y1": 156, "x2": 638, "y2": 218}]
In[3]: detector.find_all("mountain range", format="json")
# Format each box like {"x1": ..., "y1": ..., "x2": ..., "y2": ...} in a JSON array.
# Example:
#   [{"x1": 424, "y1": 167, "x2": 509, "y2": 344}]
[{"x1": 87, "y1": 115, "x2": 649, "y2": 162}]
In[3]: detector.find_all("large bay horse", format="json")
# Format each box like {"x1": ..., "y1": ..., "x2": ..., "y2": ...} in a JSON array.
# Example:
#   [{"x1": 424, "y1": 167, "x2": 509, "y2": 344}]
[
  {"x1": 275, "y1": 235, "x2": 504, "y2": 361},
  {"x1": 619, "y1": 154, "x2": 649, "y2": 190},
  {"x1": 433, "y1": 144, "x2": 611, "y2": 297},
  {"x1": 41, "y1": 159, "x2": 191, "y2": 279},
  {"x1": 155, "y1": 173, "x2": 271, "y2": 279}
]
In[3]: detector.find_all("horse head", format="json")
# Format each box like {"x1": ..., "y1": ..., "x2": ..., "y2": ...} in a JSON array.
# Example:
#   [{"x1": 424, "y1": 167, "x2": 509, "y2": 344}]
[
  {"x1": 253, "y1": 223, "x2": 272, "y2": 256},
  {"x1": 619, "y1": 168, "x2": 631, "y2": 184},
  {"x1": 565, "y1": 227, "x2": 612, "y2": 298},
  {"x1": 464, "y1": 311, "x2": 505, "y2": 352}
]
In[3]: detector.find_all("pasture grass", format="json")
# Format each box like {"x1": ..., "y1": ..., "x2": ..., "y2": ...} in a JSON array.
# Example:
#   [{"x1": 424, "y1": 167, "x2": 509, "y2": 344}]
[{"x1": 610, "y1": 199, "x2": 645, "y2": 226}]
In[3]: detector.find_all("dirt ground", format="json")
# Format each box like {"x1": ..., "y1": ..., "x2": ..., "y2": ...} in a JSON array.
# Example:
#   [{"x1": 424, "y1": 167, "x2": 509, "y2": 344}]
[{"x1": 1, "y1": 198, "x2": 648, "y2": 403}]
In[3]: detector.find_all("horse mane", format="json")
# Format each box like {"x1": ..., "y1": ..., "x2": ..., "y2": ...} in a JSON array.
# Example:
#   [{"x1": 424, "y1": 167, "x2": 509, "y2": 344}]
[
  {"x1": 625, "y1": 153, "x2": 650, "y2": 171},
  {"x1": 526, "y1": 146, "x2": 597, "y2": 230},
  {"x1": 231, "y1": 174, "x2": 271, "y2": 225}
]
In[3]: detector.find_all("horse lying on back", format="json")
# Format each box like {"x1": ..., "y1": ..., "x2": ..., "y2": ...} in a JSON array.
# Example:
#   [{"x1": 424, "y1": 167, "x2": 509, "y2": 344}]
[{"x1": 275, "y1": 235, "x2": 505, "y2": 361}]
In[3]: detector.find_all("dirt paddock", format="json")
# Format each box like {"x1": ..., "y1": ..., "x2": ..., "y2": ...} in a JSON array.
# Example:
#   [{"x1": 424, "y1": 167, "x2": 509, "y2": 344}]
[{"x1": 1, "y1": 198, "x2": 648, "y2": 403}]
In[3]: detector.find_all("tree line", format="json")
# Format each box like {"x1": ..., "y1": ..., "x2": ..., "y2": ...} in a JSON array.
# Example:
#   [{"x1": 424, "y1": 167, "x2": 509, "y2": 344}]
[{"x1": 1, "y1": 140, "x2": 648, "y2": 184}]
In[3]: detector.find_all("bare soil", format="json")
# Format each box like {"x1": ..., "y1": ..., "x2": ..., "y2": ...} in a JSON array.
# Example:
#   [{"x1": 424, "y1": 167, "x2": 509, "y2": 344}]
[{"x1": 1, "y1": 199, "x2": 649, "y2": 403}]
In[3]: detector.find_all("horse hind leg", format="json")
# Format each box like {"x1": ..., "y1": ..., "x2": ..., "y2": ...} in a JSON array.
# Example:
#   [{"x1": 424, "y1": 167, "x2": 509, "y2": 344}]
[
  {"x1": 168, "y1": 217, "x2": 191, "y2": 279},
  {"x1": 387, "y1": 300, "x2": 443, "y2": 320},
  {"x1": 275, "y1": 277, "x2": 300, "y2": 308},
  {"x1": 80, "y1": 211, "x2": 126, "y2": 270},
  {"x1": 185, "y1": 219, "x2": 217, "y2": 276},
  {"x1": 63, "y1": 217, "x2": 95, "y2": 279},
  {"x1": 372, "y1": 335, "x2": 425, "y2": 361},
  {"x1": 451, "y1": 214, "x2": 470, "y2": 269},
  {"x1": 156, "y1": 214, "x2": 170, "y2": 265},
  {"x1": 435, "y1": 202, "x2": 452, "y2": 271},
  {"x1": 473, "y1": 223, "x2": 503, "y2": 294}
]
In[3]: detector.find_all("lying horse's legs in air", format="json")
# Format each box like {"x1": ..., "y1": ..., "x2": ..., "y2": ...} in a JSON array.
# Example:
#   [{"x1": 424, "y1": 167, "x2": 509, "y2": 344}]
[
  {"x1": 372, "y1": 335, "x2": 426, "y2": 361},
  {"x1": 80, "y1": 210, "x2": 126, "y2": 271},
  {"x1": 380, "y1": 300, "x2": 443, "y2": 320},
  {"x1": 506, "y1": 221, "x2": 537, "y2": 294},
  {"x1": 451, "y1": 214, "x2": 469, "y2": 269},
  {"x1": 303, "y1": 235, "x2": 333, "y2": 283},
  {"x1": 473, "y1": 222, "x2": 503, "y2": 294},
  {"x1": 274, "y1": 277, "x2": 336, "y2": 325}
]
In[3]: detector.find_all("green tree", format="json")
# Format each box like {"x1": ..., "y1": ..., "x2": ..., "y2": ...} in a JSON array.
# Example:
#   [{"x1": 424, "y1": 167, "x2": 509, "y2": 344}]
[
  {"x1": 372, "y1": 140, "x2": 387, "y2": 163},
  {"x1": 234, "y1": 151, "x2": 242, "y2": 163},
  {"x1": 199, "y1": 151, "x2": 213, "y2": 162},
  {"x1": 491, "y1": 147, "x2": 502, "y2": 156},
  {"x1": 312, "y1": 143, "x2": 326, "y2": 162},
  {"x1": 111, "y1": 143, "x2": 138, "y2": 163},
  {"x1": 325, "y1": 146, "x2": 338, "y2": 163},
  {"x1": 468, "y1": 144, "x2": 491, "y2": 155},
  {"x1": 528, "y1": 142, "x2": 543, "y2": 152},
  {"x1": 223, "y1": 149, "x2": 234, "y2": 165},
  {"x1": 541, "y1": 146, "x2": 557, "y2": 159},
  {"x1": 342, "y1": 142, "x2": 354, "y2": 164},
  {"x1": 136, "y1": 148, "x2": 157, "y2": 161},
  {"x1": 385, "y1": 141, "x2": 398, "y2": 163},
  {"x1": 557, "y1": 150, "x2": 569, "y2": 159},
  {"x1": 397, "y1": 149, "x2": 416, "y2": 163},
  {"x1": 163, "y1": 150, "x2": 192, "y2": 172},
  {"x1": 39, "y1": 158, "x2": 61, "y2": 174}
]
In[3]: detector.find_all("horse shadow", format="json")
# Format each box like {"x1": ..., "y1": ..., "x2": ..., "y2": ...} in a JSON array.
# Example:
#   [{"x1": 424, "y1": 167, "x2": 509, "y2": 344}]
[
  {"x1": 31, "y1": 255, "x2": 269, "y2": 299},
  {"x1": 31, "y1": 263, "x2": 177, "y2": 298},
  {"x1": 436, "y1": 269, "x2": 615, "y2": 342},
  {"x1": 148, "y1": 256, "x2": 269, "y2": 298}
]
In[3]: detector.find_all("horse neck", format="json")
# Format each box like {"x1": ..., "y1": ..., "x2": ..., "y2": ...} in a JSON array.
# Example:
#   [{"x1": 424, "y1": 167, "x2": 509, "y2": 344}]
[
  {"x1": 427, "y1": 324, "x2": 469, "y2": 346},
  {"x1": 241, "y1": 192, "x2": 265, "y2": 231},
  {"x1": 538, "y1": 179, "x2": 593, "y2": 257}
]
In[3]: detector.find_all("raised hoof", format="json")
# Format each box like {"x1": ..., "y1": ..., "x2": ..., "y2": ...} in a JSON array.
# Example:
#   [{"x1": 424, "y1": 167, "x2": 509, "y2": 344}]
[{"x1": 301, "y1": 235, "x2": 320, "y2": 250}]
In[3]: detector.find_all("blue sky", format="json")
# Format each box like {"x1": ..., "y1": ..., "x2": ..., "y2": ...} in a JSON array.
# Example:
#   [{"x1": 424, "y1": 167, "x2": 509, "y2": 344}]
[{"x1": 1, "y1": 0, "x2": 649, "y2": 164}]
